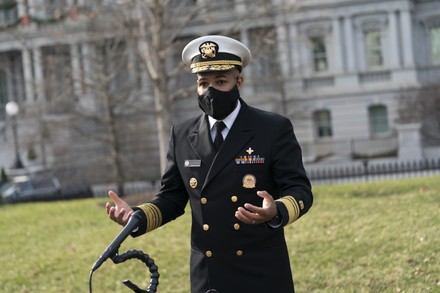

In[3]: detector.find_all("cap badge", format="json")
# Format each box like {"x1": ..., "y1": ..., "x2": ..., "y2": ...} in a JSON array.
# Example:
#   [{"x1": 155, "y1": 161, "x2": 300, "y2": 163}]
[
  {"x1": 199, "y1": 41, "x2": 218, "y2": 59},
  {"x1": 242, "y1": 174, "x2": 256, "y2": 189}
]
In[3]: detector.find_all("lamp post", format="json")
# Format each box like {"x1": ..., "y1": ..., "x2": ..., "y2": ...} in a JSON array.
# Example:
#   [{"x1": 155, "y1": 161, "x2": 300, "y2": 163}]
[{"x1": 5, "y1": 101, "x2": 24, "y2": 169}]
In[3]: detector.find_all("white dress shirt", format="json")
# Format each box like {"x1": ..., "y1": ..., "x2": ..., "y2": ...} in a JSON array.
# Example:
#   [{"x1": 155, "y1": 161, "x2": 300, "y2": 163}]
[{"x1": 208, "y1": 100, "x2": 242, "y2": 142}]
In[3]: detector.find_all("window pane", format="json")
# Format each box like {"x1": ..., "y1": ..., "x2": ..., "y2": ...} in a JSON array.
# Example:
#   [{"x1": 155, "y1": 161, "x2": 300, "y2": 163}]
[
  {"x1": 314, "y1": 110, "x2": 332, "y2": 138},
  {"x1": 369, "y1": 105, "x2": 389, "y2": 134},
  {"x1": 310, "y1": 37, "x2": 328, "y2": 72},
  {"x1": 365, "y1": 30, "x2": 383, "y2": 67},
  {"x1": 431, "y1": 27, "x2": 440, "y2": 64}
]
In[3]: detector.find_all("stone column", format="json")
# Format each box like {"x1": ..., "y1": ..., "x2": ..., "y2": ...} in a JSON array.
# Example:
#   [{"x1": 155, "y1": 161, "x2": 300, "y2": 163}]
[
  {"x1": 81, "y1": 43, "x2": 92, "y2": 91},
  {"x1": 79, "y1": 43, "x2": 99, "y2": 110},
  {"x1": 17, "y1": 0, "x2": 27, "y2": 18},
  {"x1": 70, "y1": 43, "x2": 82, "y2": 95},
  {"x1": 240, "y1": 29, "x2": 250, "y2": 75},
  {"x1": 21, "y1": 48, "x2": 34, "y2": 102},
  {"x1": 396, "y1": 123, "x2": 423, "y2": 160},
  {"x1": 276, "y1": 23, "x2": 290, "y2": 77},
  {"x1": 33, "y1": 47, "x2": 45, "y2": 101},
  {"x1": 5, "y1": 56, "x2": 14, "y2": 101},
  {"x1": 388, "y1": 10, "x2": 401, "y2": 68},
  {"x1": 27, "y1": 0, "x2": 35, "y2": 18},
  {"x1": 289, "y1": 22, "x2": 300, "y2": 77},
  {"x1": 240, "y1": 29, "x2": 253, "y2": 97},
  {"x1": 344, "y1": 16, "x2": 356, "y2": 72},
  {"x1": 400, "y1": 9, "x2": 415, "y2": 67},
  {"x1": 136, "y1": 40, "x2": 150, "y2": 93},
  {"x1": 332, "y1": 17, "x2": 344, "y2": 73}
]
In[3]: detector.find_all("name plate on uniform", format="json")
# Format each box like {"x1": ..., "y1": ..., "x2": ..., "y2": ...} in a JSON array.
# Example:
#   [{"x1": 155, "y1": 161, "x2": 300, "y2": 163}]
[{"x1": 184, "y1": 160, "x2": 201, "y2": 167}]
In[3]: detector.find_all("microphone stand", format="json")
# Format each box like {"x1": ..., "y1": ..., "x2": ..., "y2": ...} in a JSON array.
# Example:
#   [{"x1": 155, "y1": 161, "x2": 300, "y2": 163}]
[
  {"x1": 89, "y1": 210, "x2": 159, "y2": 293},
  {"x1": 89, "y1": 249, "x2": 159, "y2": 293},
  {"x1": 110, "y1": 250, "x2": 160, "y2": 293}
]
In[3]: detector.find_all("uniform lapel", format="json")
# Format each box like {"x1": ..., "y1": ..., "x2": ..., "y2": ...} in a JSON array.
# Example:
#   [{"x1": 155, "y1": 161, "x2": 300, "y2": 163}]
[
  {"x1": 203, "y1": 101, "x2": 254, "y2": 189},
  {"x1": 187, "y1": 114, "x2": 216, "y2": 169}
]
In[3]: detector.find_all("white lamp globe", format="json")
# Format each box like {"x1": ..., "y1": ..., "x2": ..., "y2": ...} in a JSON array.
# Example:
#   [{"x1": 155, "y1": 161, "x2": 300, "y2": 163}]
[{"x1": 5, "y1": 101, "x2": 19, "y2": 117}]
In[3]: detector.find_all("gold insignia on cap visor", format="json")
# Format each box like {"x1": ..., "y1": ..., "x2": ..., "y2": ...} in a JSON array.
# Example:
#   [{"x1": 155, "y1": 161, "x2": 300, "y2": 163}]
[
  {"x1": 200, "y1": 42, "x2": 218, "y2": 59},
  {"x1": 190, "y1": 60, "x2": 243, "y2": 73}
]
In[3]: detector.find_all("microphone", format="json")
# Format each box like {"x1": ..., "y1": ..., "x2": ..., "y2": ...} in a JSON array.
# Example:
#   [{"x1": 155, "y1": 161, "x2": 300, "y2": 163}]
[{"x1": 91, "y1": 210, "x2": 144, "y2": 272}]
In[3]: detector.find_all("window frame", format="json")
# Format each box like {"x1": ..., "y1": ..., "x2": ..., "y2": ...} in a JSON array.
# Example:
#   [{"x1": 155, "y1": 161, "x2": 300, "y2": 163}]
[
  {"x1": 313, "y1": 109, "x2": 333, "y2": 139},
  {"x1": 368, "y1": 104, "x2": 390, "y2": 137},
  {"x1": 364, "y1": 30, "x2": 384, "y2": 68},
  {"x1": 310, "y1": 36, "x2": 328, "y2": 72},
  {"x1": 430, "y1": 26, "x2": 440, "y2": 65}
]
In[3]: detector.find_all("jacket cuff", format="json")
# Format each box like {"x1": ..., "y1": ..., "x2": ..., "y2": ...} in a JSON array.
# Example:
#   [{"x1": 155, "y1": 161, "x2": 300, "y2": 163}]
[
  {"x1": 275, "y1": 196, "x2": 303, "y2": 226},
  {"x1": 265, "y1": 206, "x2": 283, "y2": 229},
  {"x1": 136, "y1": 203, "x2": 163, "y2": 233},
  {"x1": 130, "y1": 207, "x2": 147, "y2": 237}
]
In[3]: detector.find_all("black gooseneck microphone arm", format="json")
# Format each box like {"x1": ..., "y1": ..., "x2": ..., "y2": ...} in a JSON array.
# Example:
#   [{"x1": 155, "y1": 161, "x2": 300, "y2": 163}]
[
  {"x1": 91, "y1": 210, "x2": 144, "y2": 272},
  {"x1": 89, "y1": 210, "x2": 160, "y2": 293}
]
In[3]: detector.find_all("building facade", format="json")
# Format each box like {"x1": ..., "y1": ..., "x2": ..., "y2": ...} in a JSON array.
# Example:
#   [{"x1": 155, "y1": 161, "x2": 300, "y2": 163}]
[{"x1": 0, "y1": 0, "x2": 439, "y2": 185}]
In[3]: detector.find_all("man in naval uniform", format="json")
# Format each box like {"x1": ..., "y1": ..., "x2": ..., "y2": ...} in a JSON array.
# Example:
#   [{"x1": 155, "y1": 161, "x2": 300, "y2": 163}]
[{"x1": 106, "y1": 35, "x2": 313, "y2": 293}]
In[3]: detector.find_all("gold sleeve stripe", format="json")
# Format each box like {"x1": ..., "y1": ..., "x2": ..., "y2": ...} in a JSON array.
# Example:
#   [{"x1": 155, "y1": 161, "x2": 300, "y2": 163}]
[
  {"x1": 276, "y1": 196, "x2": 300, "y2": 224},
  {"x1": 138, "y1": 203, "x2": 162, "y2": 232}
]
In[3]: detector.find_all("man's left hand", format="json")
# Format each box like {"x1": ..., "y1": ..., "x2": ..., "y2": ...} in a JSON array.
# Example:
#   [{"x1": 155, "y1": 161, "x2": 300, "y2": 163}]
[{"x1": 235, "y1": 190, "x2": 278, "y2": 225}]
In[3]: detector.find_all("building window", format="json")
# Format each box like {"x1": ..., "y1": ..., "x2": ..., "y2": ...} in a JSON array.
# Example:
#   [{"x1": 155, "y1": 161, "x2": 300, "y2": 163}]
[
  {"x1": 310, "y1": 36, "x2": 328, "y2": 72},
  {"x1": 249, "y1": 27, "x2": 280, "y2": 77},
  {"x1": 365, "y1": 30, "x2": 383, "y2": 68},
  {"x1": 248, "y1": 27, "x2": 280, "y2": 92},
  {"x1": 431, "y1": 27, "x2": 440, "y2": 64},
  {"x1": 369, "y1": 105, "x2": 389, "y2": 135},
  {"x1": 0, "y1": 0, "x2": 18, "y2": 25},
  {"x1": 94, "y1": 38, "x2": 130, "y2": 92},
  {"x1": 33, "y1": 0, "x2": 68, "y2": 19},
  {"x1": 0, "y1": 70, "x2": 7, "y2": 106},
  {"x1": 42, "y1": 45, "x2": 73, "y2": 103},
  {"x1": 314, "y1": 110, "x2": 333, "y2": 138}
]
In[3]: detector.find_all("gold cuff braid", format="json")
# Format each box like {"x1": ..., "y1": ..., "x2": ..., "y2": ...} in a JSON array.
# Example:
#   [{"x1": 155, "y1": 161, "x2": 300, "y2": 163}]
[
  {"x1": 276, "y1": 196, "x2": 300, "y2": 225},
  {"x1": 138, "y1": 203, "x2": 162, "y2": 232}
]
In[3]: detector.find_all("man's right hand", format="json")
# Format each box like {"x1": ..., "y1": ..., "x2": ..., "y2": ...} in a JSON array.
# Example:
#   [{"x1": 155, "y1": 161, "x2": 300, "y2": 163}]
[{"x1": 105, "y1": 190, "x2": 134, "y2": 226}]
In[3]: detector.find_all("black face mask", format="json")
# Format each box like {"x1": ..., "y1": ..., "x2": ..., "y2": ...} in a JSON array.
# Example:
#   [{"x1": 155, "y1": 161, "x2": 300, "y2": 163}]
[{"x1": 198, "y1": 85, "x2": 240, "y2": 120}]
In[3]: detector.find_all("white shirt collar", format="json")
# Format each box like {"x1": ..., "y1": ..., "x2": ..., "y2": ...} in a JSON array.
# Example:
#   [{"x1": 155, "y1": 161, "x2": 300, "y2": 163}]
[{"x1": 208, "y1": 100, "x2": 241, "y2": 131}]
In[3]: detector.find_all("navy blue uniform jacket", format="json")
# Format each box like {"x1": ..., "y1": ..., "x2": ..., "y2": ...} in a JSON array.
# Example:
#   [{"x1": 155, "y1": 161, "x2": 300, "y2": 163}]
[{"x1": 134, "y1": 98, "x2": 313, "y2": 293}]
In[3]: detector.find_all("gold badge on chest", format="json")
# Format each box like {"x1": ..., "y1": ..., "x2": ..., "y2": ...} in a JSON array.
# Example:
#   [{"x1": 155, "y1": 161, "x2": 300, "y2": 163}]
[
  {"x1": 242, "y1": 174, "x2": 256, "y2": 189},
  {"x1": 189, "y1": 177, "x2": 198, "y2": 189}
]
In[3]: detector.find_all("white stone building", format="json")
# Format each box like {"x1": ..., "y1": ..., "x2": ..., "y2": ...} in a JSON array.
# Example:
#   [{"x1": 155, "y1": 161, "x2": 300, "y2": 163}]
[{"x1": 0, "y1": 0, "x2": 439, "y2": 185}]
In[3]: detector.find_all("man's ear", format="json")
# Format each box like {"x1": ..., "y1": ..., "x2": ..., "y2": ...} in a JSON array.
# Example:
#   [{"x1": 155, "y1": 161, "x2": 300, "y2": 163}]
[{"x1": 237, "y1": 74, "x2": 244, "y2": 89}]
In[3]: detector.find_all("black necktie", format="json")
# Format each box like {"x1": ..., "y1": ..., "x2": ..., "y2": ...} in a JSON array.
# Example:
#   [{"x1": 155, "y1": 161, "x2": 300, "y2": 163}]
[{"x1": 213, "y1": 121, "x2": 226, "y2": 152}]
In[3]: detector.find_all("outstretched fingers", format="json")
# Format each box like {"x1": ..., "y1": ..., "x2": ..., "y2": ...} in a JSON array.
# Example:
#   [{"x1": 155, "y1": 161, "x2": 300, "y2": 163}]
[{"x1": 106, "y1": 190, "x2": 133, "y2": 226}]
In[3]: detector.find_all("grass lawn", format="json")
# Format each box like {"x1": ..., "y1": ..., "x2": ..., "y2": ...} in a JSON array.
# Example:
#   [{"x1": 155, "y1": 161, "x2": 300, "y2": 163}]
[{"x1": 0, "y1": 176, "x2": 439, "y2": 293}]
